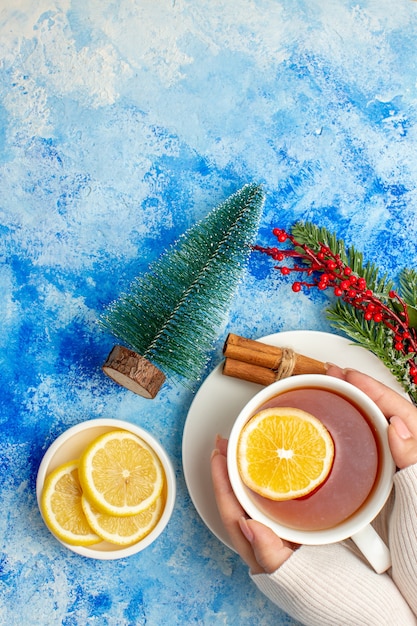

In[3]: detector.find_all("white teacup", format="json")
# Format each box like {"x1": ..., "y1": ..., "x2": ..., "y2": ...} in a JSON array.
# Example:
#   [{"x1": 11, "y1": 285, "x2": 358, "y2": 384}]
[{"x1": 227, "y1": 374, "x2": 396, "y2": 574}]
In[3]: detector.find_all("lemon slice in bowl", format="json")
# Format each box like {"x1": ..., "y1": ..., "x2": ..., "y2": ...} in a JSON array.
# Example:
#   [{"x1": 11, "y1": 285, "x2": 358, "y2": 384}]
[
  {"x1": 237, "y1": 407, "x2": 334, "y2": 501},
  {"x1": 78, "y1": 430, "x2": 164, "y2": 516},
  {"x1": 81, "y1": 492, "x2": 165, "y2": 546},
  {"x1": 40, "y1": 460, "x2": 101, "y2": 546}
]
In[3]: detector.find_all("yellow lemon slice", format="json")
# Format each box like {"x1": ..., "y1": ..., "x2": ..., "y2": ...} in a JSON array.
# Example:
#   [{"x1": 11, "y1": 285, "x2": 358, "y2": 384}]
[
  {"x1": 78, "y1": 430, "x2": 164, "y2": 516},
  {"x1": 40, "y1": 460, "x2": 101, "y2": 546},
  {"x1": 81, "y1": 493, "x2": 165, "y2": 546},
  {"x1": 237, "y1": 407, "x2": 334, "y2": 501}
]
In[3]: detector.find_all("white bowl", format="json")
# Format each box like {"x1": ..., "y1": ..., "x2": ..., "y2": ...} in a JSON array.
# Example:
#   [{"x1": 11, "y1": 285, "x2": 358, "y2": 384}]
[{"x1": 36, "y1": 418, "x2": 176, "y2": 560}]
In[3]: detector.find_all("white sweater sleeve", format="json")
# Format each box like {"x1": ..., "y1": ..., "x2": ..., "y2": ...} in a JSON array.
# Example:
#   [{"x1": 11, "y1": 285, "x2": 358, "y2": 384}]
[
  {"x1": 250, "y1": 464, "x2": 417, "y2": 626},
  {"x1": 250, "y1": 542, "x2": 416, "y2": 626},
  {"x1": 389, "y1": 464, "x2": 417, "y2": 616}
]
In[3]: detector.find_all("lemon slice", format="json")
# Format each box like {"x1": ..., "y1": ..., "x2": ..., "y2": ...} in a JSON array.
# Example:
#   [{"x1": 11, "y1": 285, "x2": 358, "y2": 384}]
[
  {"x1": 237, "y1": 407, "x2": 334, "y2": 501},
  {"x1": 81, "y1": 493, "x2": 164, "y2": 546},
  {"x1": 40, "y1": 460, "x2": 101, "y2": 546},
  {"x1": 78, "y1": 430, "x2": 164, "y2": 516}
]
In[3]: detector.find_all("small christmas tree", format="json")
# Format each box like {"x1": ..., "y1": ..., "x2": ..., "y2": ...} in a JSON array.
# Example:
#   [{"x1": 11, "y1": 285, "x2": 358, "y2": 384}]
[{"x1": 100, "y1": 183, "x2": 265, "y2": 398}]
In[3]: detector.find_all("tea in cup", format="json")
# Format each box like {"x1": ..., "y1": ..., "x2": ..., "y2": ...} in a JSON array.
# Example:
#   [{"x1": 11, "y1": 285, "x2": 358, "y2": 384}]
[{"x1": 227, "y1": 374, "x2": 395, "y2": 573}]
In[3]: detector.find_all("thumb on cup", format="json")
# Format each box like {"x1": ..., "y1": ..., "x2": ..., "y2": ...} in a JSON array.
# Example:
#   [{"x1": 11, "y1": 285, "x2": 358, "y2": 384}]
[
  {"x1": 388, "y1": 415, "x2": 417, "y2": 469},
  {"x1": 238, "y1": 517, "x2": 294, "y2": 574}
]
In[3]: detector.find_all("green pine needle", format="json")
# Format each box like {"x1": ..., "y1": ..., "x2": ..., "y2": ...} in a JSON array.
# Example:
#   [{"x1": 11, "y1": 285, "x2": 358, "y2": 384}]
[
  {"x1": 100, "y1": 183, "x2": 265, "y2": 383},
  {"x1": 399, "y1": 268, "x2": 417, "y2": 306},
  {"x1": 292, "y1": 221, "x2": 350, "y2": 264}
]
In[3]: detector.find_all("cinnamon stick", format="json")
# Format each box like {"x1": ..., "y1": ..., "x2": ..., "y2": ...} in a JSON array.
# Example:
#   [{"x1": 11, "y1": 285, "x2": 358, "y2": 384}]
[
  {"x1": 222, "y1": 333, "x2": 326, "y2": 385},
  {"x1": 223, "y1": 358, "x2": 278, "y2": 386}
]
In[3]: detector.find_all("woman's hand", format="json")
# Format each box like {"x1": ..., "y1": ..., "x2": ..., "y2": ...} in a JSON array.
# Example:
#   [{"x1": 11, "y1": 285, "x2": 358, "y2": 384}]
[
  {"x1": 326, "y1": 364, "x2": 417, "y2": 469},
  {"x1": 210, "y1": 364, "x2": 417, "y2": 576},
  {"x1": 211, "y1": 435, "x2": 295, "y2": 574}
]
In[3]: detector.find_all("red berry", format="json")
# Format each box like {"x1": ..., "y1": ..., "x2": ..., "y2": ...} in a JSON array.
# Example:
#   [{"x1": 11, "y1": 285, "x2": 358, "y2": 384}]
[
  {"x1": 273, "y1": 228, "x2": 287, "y2": 242},
  {"x1": 292, "y1": 282, "x2": 302, "y2": 292},
  {"x1": 334, "y1": 287, "x2": 343, "y2": 296},
  {"x1": 344, "y1": 267, "x2": 352, "y2": 275},
  {"x1": 373, "y1": 313, "x2": 383, "y2": 322},
  {"x1": 280, "y1": 267, "x2": 290, "y2": 275}
]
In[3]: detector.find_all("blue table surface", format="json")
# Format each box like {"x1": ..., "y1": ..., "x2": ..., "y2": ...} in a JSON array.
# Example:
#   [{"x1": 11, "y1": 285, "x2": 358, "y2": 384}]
[{"x1": 2, "y1": 1, "x2": 417, "y2": 624}]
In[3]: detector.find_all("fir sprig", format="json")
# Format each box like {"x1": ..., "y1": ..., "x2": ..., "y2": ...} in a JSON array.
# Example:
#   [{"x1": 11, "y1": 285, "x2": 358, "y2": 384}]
[
  {"x1": 400, "y1": 269, "x2": 417, "y2": 303},
  {"x1": 254, "y1": 221, "x2": 417, "y2": 403},
  {"x1": 100, "y1": 184, "x2": 265, "y2": 383},
  {"x1": 291, "y1": 221, "x2": 394, "y2": 294}
]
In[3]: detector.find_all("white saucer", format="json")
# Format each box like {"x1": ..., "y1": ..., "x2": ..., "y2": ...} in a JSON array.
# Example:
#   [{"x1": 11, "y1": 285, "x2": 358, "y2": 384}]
[{"x1": 182, "y1": 330, "x2": 406, "y2": 551}]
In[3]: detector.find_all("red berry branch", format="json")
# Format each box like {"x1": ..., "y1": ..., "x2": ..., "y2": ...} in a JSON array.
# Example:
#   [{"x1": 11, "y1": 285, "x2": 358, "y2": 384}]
[{"x1": 254, "y1": 227, "x2": 417, "y2": 387}]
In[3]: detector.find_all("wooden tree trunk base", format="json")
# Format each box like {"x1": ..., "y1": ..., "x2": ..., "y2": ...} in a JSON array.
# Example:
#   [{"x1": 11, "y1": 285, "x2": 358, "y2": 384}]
[{"x1": 102, "y1": 345, "x2": 166, "y2": 399}]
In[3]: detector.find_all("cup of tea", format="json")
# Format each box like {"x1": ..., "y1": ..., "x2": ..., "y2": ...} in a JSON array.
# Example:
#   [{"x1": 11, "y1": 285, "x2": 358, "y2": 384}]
[{"x1": 227, "y1": 374, "x2": 396, "y2": 574}]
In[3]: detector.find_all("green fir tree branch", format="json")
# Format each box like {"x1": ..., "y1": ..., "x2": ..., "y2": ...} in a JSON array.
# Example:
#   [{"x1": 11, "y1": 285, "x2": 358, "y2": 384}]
[
  {"x1": 289, "y1": 221, "x2": 417, "y2": 403},
  {"x1": 291, "y1": 221, "x2": 394, "y2": 294}
]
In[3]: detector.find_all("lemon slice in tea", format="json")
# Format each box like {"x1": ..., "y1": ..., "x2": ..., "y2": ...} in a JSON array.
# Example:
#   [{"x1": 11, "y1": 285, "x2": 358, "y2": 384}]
[{"x1": 237, "y1": 407, "x2": 334, "y2": 501}]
